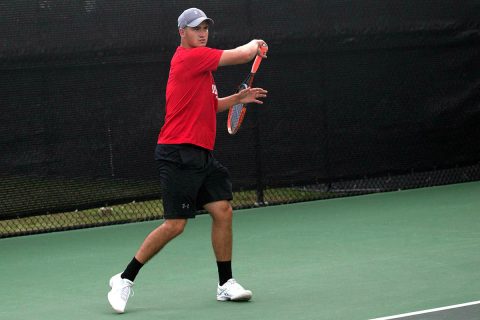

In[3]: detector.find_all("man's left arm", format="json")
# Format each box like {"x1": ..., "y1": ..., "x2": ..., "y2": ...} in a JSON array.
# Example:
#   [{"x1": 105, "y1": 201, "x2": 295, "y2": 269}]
[{"x1": 217, "y1": 87, "x2": 268, "y2": 113}]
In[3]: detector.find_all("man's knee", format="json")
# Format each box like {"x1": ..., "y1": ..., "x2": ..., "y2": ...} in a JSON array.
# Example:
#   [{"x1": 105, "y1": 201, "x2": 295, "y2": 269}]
[
  {"x1": 218, "y1": 201, "x2": 232, "y2": 215},
  {"x1": 206, "y1": 201, "x2": 233, "y2": 222},
  {"x1": 162, "y1": 219, "x2": 187, "y2": 237}
]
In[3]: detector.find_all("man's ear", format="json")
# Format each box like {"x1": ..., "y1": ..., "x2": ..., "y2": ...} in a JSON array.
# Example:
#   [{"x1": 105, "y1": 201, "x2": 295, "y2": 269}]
[{"x1": 179, "y1": 28, "x2": 185, "y2": 38}]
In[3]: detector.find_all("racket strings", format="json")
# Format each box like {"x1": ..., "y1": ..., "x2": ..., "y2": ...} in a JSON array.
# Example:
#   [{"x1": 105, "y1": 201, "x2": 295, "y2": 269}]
[{"x1": 230, "y1": 104, "x2": 243, "y2": 131}]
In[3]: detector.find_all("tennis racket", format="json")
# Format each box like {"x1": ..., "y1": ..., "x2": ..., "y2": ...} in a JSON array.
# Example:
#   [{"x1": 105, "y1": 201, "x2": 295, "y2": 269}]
[{"x1": 227, "y1": 43, "x2": 268, "y2": 135}]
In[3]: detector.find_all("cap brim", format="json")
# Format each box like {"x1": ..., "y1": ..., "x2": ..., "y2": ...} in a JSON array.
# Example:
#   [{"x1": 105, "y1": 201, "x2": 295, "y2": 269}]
[{"x1": 186, "y1": 17, "x2": 214, "y2": 27}]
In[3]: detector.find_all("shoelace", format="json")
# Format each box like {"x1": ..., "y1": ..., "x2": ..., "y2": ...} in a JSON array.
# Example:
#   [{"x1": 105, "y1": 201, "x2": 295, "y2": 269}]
[
  {"x1": 119, "y1": 283, "x2": 134, "y2": 301},
  {"x1": 219, "y1": 279, "x2": 239, "y2": 295},
  {"x1": 225, "y1": 279, "x2": 237, "y2": 286}
]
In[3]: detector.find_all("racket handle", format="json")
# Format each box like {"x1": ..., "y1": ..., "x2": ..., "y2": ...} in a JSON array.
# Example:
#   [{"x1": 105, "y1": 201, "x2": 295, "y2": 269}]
[{"x1": 251, "y1": 43, "x2": 268, "y2": 73}]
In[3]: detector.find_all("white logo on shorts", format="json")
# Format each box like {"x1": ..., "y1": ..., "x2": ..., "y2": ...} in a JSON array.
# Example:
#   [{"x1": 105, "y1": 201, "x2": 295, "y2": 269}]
[{"x1": 182, "y1": 203, "x2": 190, "y2": 209}]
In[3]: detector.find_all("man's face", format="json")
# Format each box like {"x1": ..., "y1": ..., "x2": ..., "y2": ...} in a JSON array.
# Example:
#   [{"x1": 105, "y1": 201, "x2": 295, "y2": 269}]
[{"x1": 180, "y1": 21, "x2": 210, "y2": 48}]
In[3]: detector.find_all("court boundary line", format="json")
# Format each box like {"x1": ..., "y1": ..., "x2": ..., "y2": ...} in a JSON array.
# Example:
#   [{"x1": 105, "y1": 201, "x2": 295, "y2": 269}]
[{"x1": 369, "y1": 300, "x2": 480, "y2": 320}]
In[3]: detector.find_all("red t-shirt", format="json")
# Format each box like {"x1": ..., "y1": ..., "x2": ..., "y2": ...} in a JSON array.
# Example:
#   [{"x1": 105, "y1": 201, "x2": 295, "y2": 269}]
[{"x1": 158, "y1": 46, "x2": 223, "y2": 150}]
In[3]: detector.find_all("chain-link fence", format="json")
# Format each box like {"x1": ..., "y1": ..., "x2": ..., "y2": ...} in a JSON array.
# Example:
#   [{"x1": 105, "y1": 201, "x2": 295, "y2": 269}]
[{"x1": 2, "y1": 163, "x2": 480, "y2": 238}]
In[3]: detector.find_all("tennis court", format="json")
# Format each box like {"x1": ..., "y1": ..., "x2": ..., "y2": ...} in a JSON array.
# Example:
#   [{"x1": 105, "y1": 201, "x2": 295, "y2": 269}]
[{"x1": 1, "y1": 181, "x2": 478, "y2": 320}]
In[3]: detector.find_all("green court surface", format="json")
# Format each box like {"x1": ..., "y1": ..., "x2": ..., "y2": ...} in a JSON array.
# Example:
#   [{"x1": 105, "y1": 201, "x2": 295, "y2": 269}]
[{"x1": 1, "y1": 181, "x2": 479, "y2": 320}]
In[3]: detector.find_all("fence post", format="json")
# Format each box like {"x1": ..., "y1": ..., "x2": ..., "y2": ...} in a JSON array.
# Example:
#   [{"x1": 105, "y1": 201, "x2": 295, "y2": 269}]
[{"x1": 253, "y1": 106, "x2": 265, "y2": 206}]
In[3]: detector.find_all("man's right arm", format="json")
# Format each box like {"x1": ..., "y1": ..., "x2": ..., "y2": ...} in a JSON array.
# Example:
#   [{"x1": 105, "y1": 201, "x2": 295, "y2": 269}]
[{"x1": 218, "y1": 39, "x2": 267, "y2": 67}]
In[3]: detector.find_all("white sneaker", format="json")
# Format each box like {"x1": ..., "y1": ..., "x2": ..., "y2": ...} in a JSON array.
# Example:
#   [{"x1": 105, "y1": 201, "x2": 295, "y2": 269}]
[
  {"x1": 107, "y1": 273, "x2": 134, "y2": 313},
  {"x1": 217, "y1": 278, "x2": 252, "y2": 301}
]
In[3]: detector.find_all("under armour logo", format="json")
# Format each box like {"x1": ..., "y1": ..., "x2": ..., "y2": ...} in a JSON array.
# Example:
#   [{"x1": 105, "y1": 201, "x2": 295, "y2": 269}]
[{"x1": 182, "y1": 203, "x2": 190, "y2": 209}]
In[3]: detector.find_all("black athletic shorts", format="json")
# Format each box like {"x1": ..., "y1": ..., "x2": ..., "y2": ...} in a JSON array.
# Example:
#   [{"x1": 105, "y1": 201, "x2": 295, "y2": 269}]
[{"x1": 155, "y1": 144, "x2": 233, "y2": 219}]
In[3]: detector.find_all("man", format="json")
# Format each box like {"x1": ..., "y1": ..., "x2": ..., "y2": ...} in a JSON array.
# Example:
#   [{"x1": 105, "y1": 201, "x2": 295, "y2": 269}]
[{"x1": 107, "y1": 8, "x2": 268, "y2": 313}]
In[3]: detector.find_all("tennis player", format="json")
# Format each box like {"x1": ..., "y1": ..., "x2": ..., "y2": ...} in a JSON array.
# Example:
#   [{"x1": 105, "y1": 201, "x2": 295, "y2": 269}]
[{"x1": 107, "y1": 8, "x2": 268, "y2": 313}]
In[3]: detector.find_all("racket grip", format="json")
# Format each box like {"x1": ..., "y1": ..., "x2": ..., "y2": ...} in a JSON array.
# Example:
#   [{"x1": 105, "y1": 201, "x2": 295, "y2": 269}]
[{"x1": 251, "y1": 43, "x2": 268, "y2": 73}]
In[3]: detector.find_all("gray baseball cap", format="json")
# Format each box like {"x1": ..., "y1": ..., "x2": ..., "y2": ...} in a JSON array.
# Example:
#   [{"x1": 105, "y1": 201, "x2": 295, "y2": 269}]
[{"x1": 178, "y1": 8, "x2": 214, "y2": 28}]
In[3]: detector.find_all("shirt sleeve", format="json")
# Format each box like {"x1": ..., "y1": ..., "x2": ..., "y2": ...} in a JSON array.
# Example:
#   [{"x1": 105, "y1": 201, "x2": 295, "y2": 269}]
[{"x1": 183, "y1": 47, "x2": 223, "y2": 74}]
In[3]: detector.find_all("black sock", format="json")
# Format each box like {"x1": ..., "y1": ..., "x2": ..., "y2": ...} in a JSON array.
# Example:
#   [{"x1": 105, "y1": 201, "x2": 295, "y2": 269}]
[
  {"x1": 121, "y1": 257, "x2": 144, "y2": 282},
  {"x1": 217, "y1": 261, "x2": 232, "y2": 286}
]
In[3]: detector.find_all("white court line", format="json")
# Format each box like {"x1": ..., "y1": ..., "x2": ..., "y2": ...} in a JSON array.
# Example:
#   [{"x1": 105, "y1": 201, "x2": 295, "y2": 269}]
[{"x1": 369, "y1": 300, "x2": 480, "y2": 320}]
